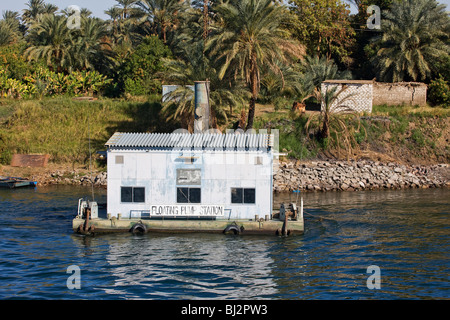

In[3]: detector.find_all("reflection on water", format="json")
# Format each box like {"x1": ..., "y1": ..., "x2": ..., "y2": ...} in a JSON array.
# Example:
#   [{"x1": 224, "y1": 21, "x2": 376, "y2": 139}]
[
  {"x1": 273, "y1": 188, "x2": 450, "y2": 299},
  {"x1": 0, "y1": 186, "x2": 448, "y2": 299},
  {"x1": 98, "y1": 235, "x2": 278, "y2": 299}
]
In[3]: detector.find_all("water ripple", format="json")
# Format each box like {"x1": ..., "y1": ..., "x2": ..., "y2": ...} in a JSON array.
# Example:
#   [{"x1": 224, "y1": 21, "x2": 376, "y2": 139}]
[{"x1": 0, "y1": 186, "x2": 448, "y2": 299}]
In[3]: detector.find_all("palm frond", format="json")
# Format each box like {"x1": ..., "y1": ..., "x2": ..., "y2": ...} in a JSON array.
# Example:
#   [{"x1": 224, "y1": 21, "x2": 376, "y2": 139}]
[{"x1": 372, "y1": 0, "x2": 450, "y2": 82}]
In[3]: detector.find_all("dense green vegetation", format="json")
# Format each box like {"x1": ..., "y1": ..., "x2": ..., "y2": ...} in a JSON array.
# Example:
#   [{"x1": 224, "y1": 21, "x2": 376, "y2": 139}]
[
  {"x1": 254, "y1": 103, "x2": 449, "y2": 164},
  {"x1": 0, "y1": 97, "x2": 448, "y2": 167},
  {"x1": 0, "y1": 96, "x2": 175, "y2": 165},
  {"x1": 0, "y1": 0, "x2": 449, "y2": 166}
]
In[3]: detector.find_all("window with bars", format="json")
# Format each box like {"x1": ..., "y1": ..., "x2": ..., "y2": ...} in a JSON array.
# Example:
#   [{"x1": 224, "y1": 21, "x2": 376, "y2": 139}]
[
  {"x1": 176, "y1": 187, "x2": 201, "y2": 204},
  {"x1": 231, "y1": 188, "x2": 256, "y2": 204},
  {"x1": 121, "y1": 187, "x2": 145, "y2": 203}
]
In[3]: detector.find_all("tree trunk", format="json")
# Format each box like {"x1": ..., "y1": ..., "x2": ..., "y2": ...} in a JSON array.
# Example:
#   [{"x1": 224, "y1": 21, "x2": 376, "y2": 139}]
[
  {"x1": 162, "y1": 25, "x2": 167, "y2": 43},
  {"x1": 211, "y1": 105, "x2": 217, "y2": 129},
  {"x1": 184, "y1": 111, "x2": 194, "y2": 133},
  {"x1": 203, "y1": 0, "x2": 209, "y2": 40},
  {"x1": 246, "y1": 97, "x2": 256, "y2": 130},
  {"x1": 321, "y1": 112, "x2": 330, "y2": 139},
  {"x1": 55, "y1": 49, "x2": 62, "y2": 73},
  {"x1": 246, "y1": 55, "x2": 258, "y2": 130},
  {"x1": 239, "y1": 108, "x2": 246, "y2": 129}
]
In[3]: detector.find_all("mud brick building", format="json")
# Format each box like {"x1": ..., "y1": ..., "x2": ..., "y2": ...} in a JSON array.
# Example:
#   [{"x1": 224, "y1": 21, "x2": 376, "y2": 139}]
[
  {"x1": 372, "y1": 82, "x2": 427, "y2": 107},
  {"x1": 321, "y1": 80, "x2": 427, "y2": 113}
]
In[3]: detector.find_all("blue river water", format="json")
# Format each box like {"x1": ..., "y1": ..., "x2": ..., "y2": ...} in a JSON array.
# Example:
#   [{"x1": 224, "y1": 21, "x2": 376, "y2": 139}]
[{"x1": 0, "y1": 186, "x2": 448, "y2": 300}]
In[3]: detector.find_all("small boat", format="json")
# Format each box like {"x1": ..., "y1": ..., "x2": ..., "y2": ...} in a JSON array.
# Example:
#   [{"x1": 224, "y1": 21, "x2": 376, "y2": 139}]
[{"x1": 0, "y1": 176, "x2": 37, "y2": 189}]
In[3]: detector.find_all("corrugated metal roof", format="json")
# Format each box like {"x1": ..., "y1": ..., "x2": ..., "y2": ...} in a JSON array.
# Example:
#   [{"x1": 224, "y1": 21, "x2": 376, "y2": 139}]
[{"x1": 105, "y1": 132, "x2": 273, "y2": 150}]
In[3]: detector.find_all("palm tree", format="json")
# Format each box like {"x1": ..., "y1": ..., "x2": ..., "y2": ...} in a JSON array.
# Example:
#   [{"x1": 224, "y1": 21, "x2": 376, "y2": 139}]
[
  {"x1": 22, "y1": 0, "x2": 45, "y2": 25},
  {"x1": 189, "y1": 0, "x2": 216, "y2": 41},
  {"x1": 303, "y1": 84, "x2": 358, "y2": 160},
  {"x1": 80, "y1": 8, "x2": 93, "y2": 18},
  {"x1": 161, "y1": 40, "x2": 247, "y2": 130},
  {"x1": 0, "y1": 21, "x2": 16, "y2": 46},
  {"x1": 60, "y1": 7, "x2": 92, "y2": 18},
  {"x1": 202, "y1": 0, "x2": 210, "y2": 40},
  {"x1": 72, "y1": 17, "x2": 113, "y2": 71},
  {"x1": 22, "y1": 0, "x2": 58, "y2": 26},
  {"x1": 25, "y1": 14, "x2": 74, "y2": 73},
  {"x1": 301, "y1": 55, "x2": 352, "y2": 89},
  {"x1": 0, "y1": 11, "x2": 22, "y2": 45},
  {"x1": 372, "y1": 0, "x2": 450, "y2": 82},
  {"x1": 315, "y1": 85, "x2": 354, "y2": 139},
  {"x1": 116, "y1": 0, "x2": 140, "y2": 19},
  {"x1": 43, "y1": 3, "x2": 59, "y2": 14},
  {"x1": 105, "y1": 6, "x2": 122, "y2": 23},
  {"x1": 2, "y1": 10, "x2": 20, "y2": 26},
  {"x1": 105, "y1": 2, "x2": 143, "y2": 49},
  {"x1": 259, "y1": 59, "x2": 310, "y2": 102},
  {"x1": 207, "y1": 0, "x2": 304, "y2": 129},
  {"x1": 136, "y1": 0, "x2": 188, "y2": 43},
  {"x1": 161, "y1": 85, "x2": 196, "y2": 130},
  {"x1": 105, "y1": 6, "x2": 123, "y2": 43},
  {"x1": 290, "y1": 73, "x2": 315, "y2": 111}
]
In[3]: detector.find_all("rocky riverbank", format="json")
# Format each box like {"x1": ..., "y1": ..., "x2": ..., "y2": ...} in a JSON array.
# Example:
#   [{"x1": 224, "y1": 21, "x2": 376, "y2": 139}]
[
  {"x1": 46, "y1": 170, "x2": 108, "y2": 187},
  {"x1": 273, "y1": 160, "x2": 449, "y2": 192},
  {"x1": 0, "y1": 164, "x2": 108, "y2": 188},
  {"x1": 2, "y1": 160, "x2": 449, "y2": 192}
]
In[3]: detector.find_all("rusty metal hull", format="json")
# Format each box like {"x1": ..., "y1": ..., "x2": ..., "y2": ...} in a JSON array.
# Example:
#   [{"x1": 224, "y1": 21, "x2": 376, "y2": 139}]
[{"x1": 72, "y1": 217, "x2": 304, "y2": 236}]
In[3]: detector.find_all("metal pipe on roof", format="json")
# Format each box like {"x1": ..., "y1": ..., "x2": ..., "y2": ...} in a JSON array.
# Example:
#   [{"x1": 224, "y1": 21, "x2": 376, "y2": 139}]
[{"x1": 194, "y1": 81, "x2": 210, "y2": 133}]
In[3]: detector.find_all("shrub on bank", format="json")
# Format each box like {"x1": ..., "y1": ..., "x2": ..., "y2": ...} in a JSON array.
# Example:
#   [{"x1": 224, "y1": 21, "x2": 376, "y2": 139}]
[
  {"x1": 0, "y1": 66, "x2": 112, "y2": 99},
  {"x1": 428, "y1": 75, "x2": 449, "y2": 108}
]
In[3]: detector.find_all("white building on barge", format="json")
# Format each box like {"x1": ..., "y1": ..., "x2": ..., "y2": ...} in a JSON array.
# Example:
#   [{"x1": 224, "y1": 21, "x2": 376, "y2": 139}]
[{"x1": 105, "y1": 131, "x2": 275, "y2": 221}]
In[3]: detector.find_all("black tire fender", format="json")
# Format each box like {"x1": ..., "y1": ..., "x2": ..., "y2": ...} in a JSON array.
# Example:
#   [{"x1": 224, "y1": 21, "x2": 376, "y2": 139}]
[
  {"x1": 223, "y1": 223, "x2": 242, "y2": 235},
  {"x1": 130, "y1": 222, "x2": 147, "y2": 234}
]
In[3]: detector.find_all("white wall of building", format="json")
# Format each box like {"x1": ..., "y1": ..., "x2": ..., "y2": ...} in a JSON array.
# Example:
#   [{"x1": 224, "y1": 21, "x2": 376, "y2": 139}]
[{"x1": 107, "y1": 148, "x2": 273, "y2": 220}]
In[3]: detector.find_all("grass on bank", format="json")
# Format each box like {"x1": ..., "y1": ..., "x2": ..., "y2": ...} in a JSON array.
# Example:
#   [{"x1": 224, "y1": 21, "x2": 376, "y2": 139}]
[
  {"x1": 0, "y1": 96, "x2": 177, "y2": 166},
  {"x1": 254, "y1": 103, "x2": 449, "y2": 164},
  {"x1": 0, "y1": 97, "x2": 449, "y2": 168}
]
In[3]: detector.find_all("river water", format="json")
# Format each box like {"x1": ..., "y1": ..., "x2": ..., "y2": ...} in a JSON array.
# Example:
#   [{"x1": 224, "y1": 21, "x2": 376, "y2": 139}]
[{"x1": 0, "y1": 186, "x2": 448, "y2": 300}]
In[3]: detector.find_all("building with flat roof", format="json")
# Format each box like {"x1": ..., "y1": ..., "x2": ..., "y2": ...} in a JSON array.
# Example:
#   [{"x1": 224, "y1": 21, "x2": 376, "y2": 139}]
[
  {"x1": 321, "y1": 80, "x2": 428, "y2": 113},
  {"x1": 105, "y1": 131, "x2": 275, "y2": 221}
]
